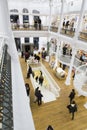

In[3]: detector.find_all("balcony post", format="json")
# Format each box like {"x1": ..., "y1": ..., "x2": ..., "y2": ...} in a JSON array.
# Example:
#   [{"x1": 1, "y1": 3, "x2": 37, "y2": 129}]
[
  {"x1": 74, "y1": 0, "x2": 86, "y2": 39},
  {"x1": 57, "y1": 0, "x2": 64, "y2": 34},
  {"x1": 55, "y1": 39, "x2": 60, "y2": 67},
  {"x1": 48, "y1": 0, "x2": 52, "y2": 32},
  {"x1": 65, "y1": 47, "x2": 77, "y2": 86},
  {"x1": 19, "y1": 14, "x2": 23, "y2": 28}
]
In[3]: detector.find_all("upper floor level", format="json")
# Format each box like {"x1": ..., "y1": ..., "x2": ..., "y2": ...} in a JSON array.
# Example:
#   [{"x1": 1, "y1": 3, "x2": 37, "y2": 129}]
[{"x1": 7, "y1": 0, "x2": 87, "y2": 43}]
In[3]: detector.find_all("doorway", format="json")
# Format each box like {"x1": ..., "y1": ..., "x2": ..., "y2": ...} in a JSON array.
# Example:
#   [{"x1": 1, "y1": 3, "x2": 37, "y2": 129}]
[
  {"x1": 15, "y1": 38, "x2": 21, "y2": 51},
  {"x1": 33, "y1": 37, "x2": 39, "y2": 50}
]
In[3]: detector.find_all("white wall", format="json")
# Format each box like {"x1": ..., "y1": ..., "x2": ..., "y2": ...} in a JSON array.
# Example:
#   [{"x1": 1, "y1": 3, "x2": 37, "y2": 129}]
[
  {"x1": 8, "y1": 1, "x2": 50, "y2": 14},
  {"x1": 0, "y1": 0, "x2": 35, "y2": 130},
  {"x1": 8, "y1": 0, "x2": 87, "y2": 15},
  {"x1": 20, "y1": 37, "x2": 47, "y2": 52},
  {"x1": 64, "y1": 0, "x2": 83, "y2": 13},
  {"x1": 8, "y1": 1, "x2": 50, "y2": 26},
  {"x1": 39, "y1": 37, "x2": 47, "y2": 51}
]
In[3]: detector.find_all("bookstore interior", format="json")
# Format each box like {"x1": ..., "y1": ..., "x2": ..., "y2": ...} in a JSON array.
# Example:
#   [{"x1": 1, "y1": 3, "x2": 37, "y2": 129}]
[{"x1": 0, "y1": 0, "x2": 87, "y2": 130}]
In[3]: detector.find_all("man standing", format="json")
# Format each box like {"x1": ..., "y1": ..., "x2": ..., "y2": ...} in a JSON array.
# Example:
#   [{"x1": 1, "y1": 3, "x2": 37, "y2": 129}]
[
  {"x1": 68, "y1": 101, "x2": 77, "y2": 120},
  {"x1": 34, "y1": 87, "x2": 39, "y2": 103},
  {"x1": 37, "y1": 90, "x2": 43, "y2": 105},
  {"x1": 69, "y1": 89, "x2": 76, "y2": 104}
]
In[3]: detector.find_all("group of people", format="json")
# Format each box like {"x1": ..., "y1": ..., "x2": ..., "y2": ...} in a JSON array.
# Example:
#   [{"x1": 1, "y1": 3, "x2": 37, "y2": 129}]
[
  {"x1": 62, "y1": 44, "x2": 72, "y2": 56},
  {"x1": 63, "y1": 18, "x2": 75, "y2": 32},
  {"x1": 67, "y1": 89, "x2": 77, "y2": 120},
  {"x1": 34, "y1": 54, "x2": 40, "y2": 63},
  {"x1": 24, "y1": 52, "x2": 41, "y2": 63}
]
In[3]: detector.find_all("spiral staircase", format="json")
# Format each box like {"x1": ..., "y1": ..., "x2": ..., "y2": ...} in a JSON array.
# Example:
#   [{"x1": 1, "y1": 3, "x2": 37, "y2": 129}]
[{"x1": 73, "y1": 64, "x2": 87, "y2": 108}]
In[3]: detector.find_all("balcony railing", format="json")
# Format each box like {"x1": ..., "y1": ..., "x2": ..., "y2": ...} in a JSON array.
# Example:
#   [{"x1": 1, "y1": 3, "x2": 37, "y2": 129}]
[
  {"x1": 60, "y1": 28, "x2": 75, "y2": 37},
  {"x1": 11, "y1": 23, "x2": 87, "y2": 42},
  {"x1": 50, "y1": 26, "x2": 58, "y2": 33},
  {"x1": 11, "y1": 23, "x2": 48, "y2": 31},
  {"x1": 58, "y1": 51, "x2": 87, "y2": 69}
]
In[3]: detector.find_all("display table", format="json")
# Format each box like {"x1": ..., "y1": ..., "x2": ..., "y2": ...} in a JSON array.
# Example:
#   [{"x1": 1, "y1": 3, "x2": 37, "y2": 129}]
[
  {"x1": 55, "y1": 67, "x2": 66, "y2": 79},
  {"x1": 27, "y1": 58, "x2": 40, "y2": 70},
  {"x1": 30, "y1": 63, "x2": 60, "y2": 103}
]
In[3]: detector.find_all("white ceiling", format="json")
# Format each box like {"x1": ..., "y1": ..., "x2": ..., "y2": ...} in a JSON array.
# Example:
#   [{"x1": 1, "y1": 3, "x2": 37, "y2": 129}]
[{"x1": 8, "y1": 0, "x2": 61, "y2": 4}]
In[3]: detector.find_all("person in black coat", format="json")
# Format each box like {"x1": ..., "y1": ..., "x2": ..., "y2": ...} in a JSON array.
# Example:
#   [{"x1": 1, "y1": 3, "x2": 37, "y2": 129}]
[
  {"x1": 38, "y1": 18, "x2": 41, "y2": 30},
  {"x1": 37, "y1": 55, "x2": 40, "y2": 63},
  {"x1": 67, "y1": 101, "x2": 77, "y2": 120},
  {"x1": 63, "y1": 44, "x2": 67, "y2": 56},
  {"x1": 35, "y1": 76, "x2": 38, "y2": 82},
  {"x1": 27, "y1": 65, "x2": 32, "y2": 78},
  {"x1": 37, "y1": 90, "x2": 43, "y2": 105},
  {"x1": 25, "y1": 83, "x2": 30, "y2": 96},
  {"x1": 47, "y1": 125, "x2": 54, "y2": 130},
  {"x1": 66, "y1": 20, "x2": 70, "y2": 28},
  {"x1": 32, "y1": 71, "x2": 35, "y2": 78},
  {"x1": 80, "y1": 53, "x2": 85, "y2": 62},
  {"x1": 39, "y1": 75, "x2": 44, "y2": 86},
  {"x1": 69, "y1": 89, "x2": 76, "y2": 104},
  {"x1": 34, "y1": 87, "x2": 39, "y2": 103}
]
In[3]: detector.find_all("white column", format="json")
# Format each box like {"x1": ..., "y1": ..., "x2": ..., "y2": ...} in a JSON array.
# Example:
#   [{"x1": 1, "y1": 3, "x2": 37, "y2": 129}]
[
  {"x1": 0, "y1": 0, "x2": 35, "y2": 130},
  {"x1": 48, "y1": 0, "x2": 52, "y2": 32},
  {"x1": 65, "y1": 0, "x2": 86, "y2": 86},
  {"x1": 57, "y1": 0, "x2": 64, "y2": 34},
  {"x1": 0, "y1": 0, "x2": 17, "y2": 57},
  {"x1": 55, "y1": 40, "x2": 60, "y2": 67},
  {"x1": 46, "y1": 16, "x2": 47, "y2": 26},
  {"x1": 0, "y1": 0, "x2": 10, "y2": 36},
  {"x1": 19, "y1": 14, "x2": 23, "y2": 28},
  {"x1": 65, "y1": 47, "x2": 77, "y2": 85},
  {"x1": 74, "y1": 0, "x2": 86, "y2": 39}
]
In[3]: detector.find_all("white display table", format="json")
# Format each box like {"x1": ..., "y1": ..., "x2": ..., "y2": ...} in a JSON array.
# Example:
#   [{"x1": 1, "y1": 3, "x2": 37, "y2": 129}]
[
  {"x1": 27, "y1": 58, "x2": 40, "y2": 70},
  {"x1": 30, "y1": 63, "x2": 60, "y2": 103},
  {"x1": 55, "y1": 67, "x2": 66, "y2": 79}
]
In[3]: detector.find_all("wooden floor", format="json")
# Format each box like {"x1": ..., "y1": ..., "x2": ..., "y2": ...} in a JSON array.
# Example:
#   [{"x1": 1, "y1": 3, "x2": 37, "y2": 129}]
[{"x1": 19, "y1": 56, "x2": 87, "y2": 130}]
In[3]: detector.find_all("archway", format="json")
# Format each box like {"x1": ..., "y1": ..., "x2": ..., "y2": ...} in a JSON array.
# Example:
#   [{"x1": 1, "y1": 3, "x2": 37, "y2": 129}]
[
  {"x1": 32, "y1": 10, "x2": 41, "y2": 30},
  {"x1": 22, "y1": 8, "x2": 29, "y2": 28},
  {"x1": 14, "y1": 38, "x2": 21, "y2": 51},
  {"x1": 33, "y1": 37, "x2": 39, "y2": 50},
  {"x1": 10, "y1": 9, "x2": 19, "y2": 28}
]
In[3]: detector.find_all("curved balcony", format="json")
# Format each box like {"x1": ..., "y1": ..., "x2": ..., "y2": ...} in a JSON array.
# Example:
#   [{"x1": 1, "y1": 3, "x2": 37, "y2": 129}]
[
  {"x1": 60, "y1": 28, "x2": 75, "y2": 37},
  {"x1": 73, "y1": 64, "x2": 87, "y2": 108},
  {"x1": 50, "y1": 26, "x2": 58, "y2": 33},
  {"x1": 11, "y1": 23, "x2": 48, "y2": 31},
  {"x1": 60, "y1": 28, "x2": 87, "y2": 42},
  {"x1": 58, "y1": 51, "x2": 86, "y2": 69},
  {"x1": 11, "y1": 23, "x2": 87, "y2": 42},
  {"x1": 73, "y1": 65, "x2": 87, "y2": 109},
  {"x1": 79, "y1": 30, "x2": 87, "y2": 42}
]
